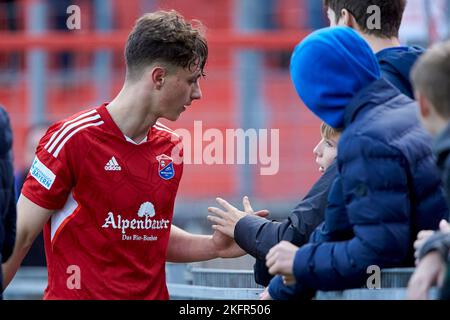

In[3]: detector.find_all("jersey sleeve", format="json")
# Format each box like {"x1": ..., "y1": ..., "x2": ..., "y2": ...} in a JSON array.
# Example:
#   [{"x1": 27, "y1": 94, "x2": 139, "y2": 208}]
[{"x1": 21, "y1": 123, "x2": 76, "y2": 210}]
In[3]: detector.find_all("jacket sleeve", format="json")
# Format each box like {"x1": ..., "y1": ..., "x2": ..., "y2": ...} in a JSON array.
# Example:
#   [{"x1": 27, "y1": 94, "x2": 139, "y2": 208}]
[
  {"x1": 268, "y1": 275, "x2": 315, "y2": 300},
  {"x1": 1, "y1": 150, "x2": 16, "y2": 262},
  {"x1": 418, "y1": 232, "x2": 450, "y2": 261},
  {"x1": 293, "y1": 136, "x2": 412, "y2": 291},
  {"x1": 234, "y1": 161, "x2": 338, "y2": 260}
]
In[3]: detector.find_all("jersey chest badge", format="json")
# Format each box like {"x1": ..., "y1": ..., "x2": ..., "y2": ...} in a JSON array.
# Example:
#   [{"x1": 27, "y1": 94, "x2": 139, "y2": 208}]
[{"x1": 156, "y1": 154, "x2": 175, "y2": 180}]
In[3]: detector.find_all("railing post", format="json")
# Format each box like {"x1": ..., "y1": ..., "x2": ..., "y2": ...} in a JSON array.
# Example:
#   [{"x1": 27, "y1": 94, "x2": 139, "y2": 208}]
[{"x1": 26, "y1": 0, "x2": 48, "y2": 125}]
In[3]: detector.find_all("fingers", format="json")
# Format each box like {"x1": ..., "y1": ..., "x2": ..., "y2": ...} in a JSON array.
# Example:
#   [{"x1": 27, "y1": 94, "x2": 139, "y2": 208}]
[
  {"x1": 207, "y1": 214, "x2": 226, "y2": 226},
  {"x1": 242, "y1": 196, "x2": 254, "y2": 213},
  {"x1": 208, "y1": 206, "x2": 227, "y2": 218},
  {"x1": 259, "y1": 288, "x2": 272, "y2": 300},
  {"x1": 265, "y1": 247, "x2": 278, "y2": 274},
  {"x1": 417, "y1": 230, "x2": 434, "y2": 240},
  {"x1": 283, "y1": 275, "x2": 296, "y2": 285},
  {"x1": 440, "y1": 219, "x2": 450, "y2": 233},
  {"x1": 215, "y1": 197, "x2": 237, "y2": 211},
  {"x1": 268, "y1": 263, "x2": 279, "y2": 275},
  {"x1": 254, "y1": 210, "x2": 270, "y2": 218},
  {"x1": 414, "y1": 230, "x2": 434, "y2": 251}
]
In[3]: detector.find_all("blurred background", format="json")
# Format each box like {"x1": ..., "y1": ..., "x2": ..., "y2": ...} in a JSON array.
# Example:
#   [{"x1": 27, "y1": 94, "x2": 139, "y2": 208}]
[{"x1": 0, "y1": 0, "x2": 449, "y2": 284}]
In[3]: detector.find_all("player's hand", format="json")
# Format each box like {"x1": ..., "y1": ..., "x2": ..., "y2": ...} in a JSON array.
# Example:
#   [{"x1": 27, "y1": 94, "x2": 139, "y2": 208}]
[
  {"x1": 212, "y1": 229, "x2": 246, "y2": 258},
  {"x1": 265, "y1": 241, "x2": 298, "y2": 282},
  {"x1": 406, "y1": 251, "x2": 446, "y2": 300},
  {"x1": 208, "y1": 197, "x2": 269, "y2": 238}
]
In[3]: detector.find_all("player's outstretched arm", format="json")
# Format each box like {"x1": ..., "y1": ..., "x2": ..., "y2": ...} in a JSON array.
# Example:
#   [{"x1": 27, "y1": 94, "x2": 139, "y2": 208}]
[
  {"x1": 2, "y1": 194, "x2": 52, "y2": 289},
  {"x1": 166, "y1": 224, "x2": 246, "y2": 263}
]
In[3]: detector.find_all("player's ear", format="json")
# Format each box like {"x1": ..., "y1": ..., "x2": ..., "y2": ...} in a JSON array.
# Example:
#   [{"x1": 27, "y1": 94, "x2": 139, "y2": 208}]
[
  {"x1": 151, "y1": 67, "x2": 166, "y2": 90},
  {"x1": 416, "y1": 90, "x2": 431, "y2": 118},
  {"x1": 339, "y1": 9, "x2": 355, "y2": 28}
]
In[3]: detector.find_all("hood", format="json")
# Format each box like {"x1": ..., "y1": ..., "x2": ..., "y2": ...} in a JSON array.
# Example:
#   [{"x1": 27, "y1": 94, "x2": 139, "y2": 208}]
[
  {"x1": 376, "y1": 46, "x2": 425, "y2": 98},
  {"x1": 290, "y1": 27, "x2": 381, "y2": 129}
]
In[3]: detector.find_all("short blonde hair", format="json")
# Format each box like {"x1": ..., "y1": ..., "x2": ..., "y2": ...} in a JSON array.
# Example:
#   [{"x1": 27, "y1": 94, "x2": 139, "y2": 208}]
[
  {"x1": 320, "y1": 122, "x2": 342, "y2": 140},
  {"x1": 411, "y1": 40, "x2": 450, "y2": 118}
]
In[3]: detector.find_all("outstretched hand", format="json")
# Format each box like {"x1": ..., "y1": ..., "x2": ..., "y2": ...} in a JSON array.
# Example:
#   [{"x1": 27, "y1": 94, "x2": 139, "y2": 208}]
[{"x1": 207, "y1": 196, "x2": 269, "y2": 238}]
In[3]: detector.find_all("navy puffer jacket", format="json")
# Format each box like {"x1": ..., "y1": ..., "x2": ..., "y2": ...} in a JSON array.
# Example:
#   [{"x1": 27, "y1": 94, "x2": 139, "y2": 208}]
[
  {"x1": 0, "y1": 106, "x2": 16, "y2": 294},
  {"x1": 295, "y1": 79, "x2": 447, "y2": 290}
]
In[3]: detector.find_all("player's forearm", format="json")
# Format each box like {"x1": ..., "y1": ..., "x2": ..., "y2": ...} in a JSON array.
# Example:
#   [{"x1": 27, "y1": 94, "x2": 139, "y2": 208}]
[
  {"x1": 2, "y1": 234, "x2": 34, "y2": 289},
  {"x1": 167, "y1": 225, "x2": 218, "y2": 262},
  {"x1": 3, "y1": 194, "x2": 52, "y2": 289}
]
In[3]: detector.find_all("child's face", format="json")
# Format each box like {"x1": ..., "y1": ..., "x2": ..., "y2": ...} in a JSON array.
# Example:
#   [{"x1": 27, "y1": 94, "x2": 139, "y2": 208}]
[{"x1": 313, "y1": 135, "x2": 339, "y2": 173}]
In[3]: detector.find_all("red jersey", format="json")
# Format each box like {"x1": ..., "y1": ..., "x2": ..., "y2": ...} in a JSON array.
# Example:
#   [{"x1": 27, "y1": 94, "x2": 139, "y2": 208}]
[{"x1": 21, "y1": 104, "x2": 184, "y2": 299}]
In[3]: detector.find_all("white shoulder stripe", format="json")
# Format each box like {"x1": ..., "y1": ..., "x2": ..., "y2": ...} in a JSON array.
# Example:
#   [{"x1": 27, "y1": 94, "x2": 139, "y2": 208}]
[
  {"x1": 51, "y1": 192, "x2": 78, "y2": 241},
  {"x1": 47, "y1": 114, "x2": 101, "y2": 153},
  {"x1": 44, "y1": 109, "x2": 98, "y2": 149},
  {"x1": 53, "y1": 121, "x2": 104, "y2": 158},
  {"x1": 153, "y1": 124, "x2": 180, "y2": 138},
  {"x1": 155, "y1": 121, "x2": 173, "y2": 132}
]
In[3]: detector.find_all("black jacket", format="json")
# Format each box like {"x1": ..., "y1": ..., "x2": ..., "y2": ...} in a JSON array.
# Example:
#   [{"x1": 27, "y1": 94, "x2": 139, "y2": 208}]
[
  {"x1": 0, "y1": 106, "x2": 16, "y2": 294},
  {"x1": 234, "y1": 161, "x2": 338, "y2": 286}
]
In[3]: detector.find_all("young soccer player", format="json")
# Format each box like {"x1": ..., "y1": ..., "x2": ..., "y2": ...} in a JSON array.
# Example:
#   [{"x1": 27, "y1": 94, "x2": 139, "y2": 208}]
[{"x1": 1, "y1": 10, "x2": 248, "y2": 300}]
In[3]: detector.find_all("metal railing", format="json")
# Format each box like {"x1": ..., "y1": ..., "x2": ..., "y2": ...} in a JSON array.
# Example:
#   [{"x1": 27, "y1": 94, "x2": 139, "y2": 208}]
[{"x1": 3, "y1": 265, "x2": 439, "y2": 300}]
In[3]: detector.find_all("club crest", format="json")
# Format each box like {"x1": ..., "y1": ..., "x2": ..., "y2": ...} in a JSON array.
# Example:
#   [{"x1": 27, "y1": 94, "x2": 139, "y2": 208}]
[{"x1": 156, "y1": 154, "x2": 175, "y2": 180}]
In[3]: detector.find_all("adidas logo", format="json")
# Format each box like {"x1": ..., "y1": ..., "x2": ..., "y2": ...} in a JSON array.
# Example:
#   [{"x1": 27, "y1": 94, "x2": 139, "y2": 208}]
[{"x1": 105, "y1": 156, "x2": 121, "y2": 171}]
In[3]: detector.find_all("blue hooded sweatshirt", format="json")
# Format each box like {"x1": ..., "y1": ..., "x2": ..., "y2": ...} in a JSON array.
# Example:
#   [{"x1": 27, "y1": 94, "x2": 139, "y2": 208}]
[
  {"x1": 290, "y1": 27, "x2": 380, "y2": 129},
  {"x1": 376, "y1": 46, "x2": 425, "y2": 99}
]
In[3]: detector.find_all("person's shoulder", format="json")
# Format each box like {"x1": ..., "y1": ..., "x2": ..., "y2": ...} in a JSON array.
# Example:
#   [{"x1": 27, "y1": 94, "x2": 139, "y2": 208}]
[
  {"x1": 152, "y1": 121, "x2": 181, "y2": 145},
  {"x1": 0, "y1": 106, "x2": 12, "y2": 155},
  {"x1": 39, "y1": 107, "x2": 105, "y2": 158}
]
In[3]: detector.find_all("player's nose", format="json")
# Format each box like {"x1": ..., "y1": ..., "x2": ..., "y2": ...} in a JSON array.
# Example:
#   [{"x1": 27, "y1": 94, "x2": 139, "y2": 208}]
[{"x1": 191, "y1": 82, "x2": 202, "y2": 100}]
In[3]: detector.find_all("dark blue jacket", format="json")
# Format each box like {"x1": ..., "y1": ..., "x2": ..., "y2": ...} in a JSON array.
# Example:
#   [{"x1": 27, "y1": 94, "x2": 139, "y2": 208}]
[
  {"x1": 376, "y1": 46, "x2": 424, "y2": 99},
  {"x1": 433, "y1": 122, "x2": 450, "y2": 208},
  {"x1": 269, "y1": 79, "x2": 448, "y2": 299},
  {"x1": 0, "y1": 106, "x2": 16, "y2": 295},
  {"x1": 234, "y1": 161, "x2": 338, "y2": 286}
]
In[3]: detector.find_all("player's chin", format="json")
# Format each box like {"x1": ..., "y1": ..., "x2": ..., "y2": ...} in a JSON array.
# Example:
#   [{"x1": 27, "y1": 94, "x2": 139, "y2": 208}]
[{"x1": 165, "y1": 112, "x2": 182, "y2": 122}]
